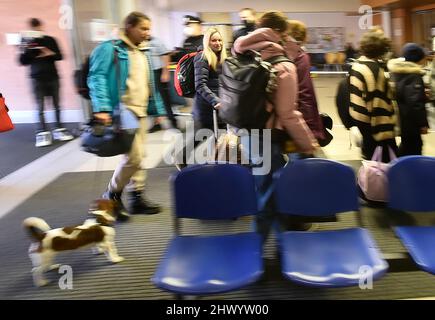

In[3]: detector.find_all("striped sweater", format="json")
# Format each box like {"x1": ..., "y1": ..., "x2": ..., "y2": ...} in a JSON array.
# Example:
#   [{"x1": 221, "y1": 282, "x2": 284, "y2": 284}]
[{"x1": 349, "y1": 56, "x2": 396, "y2": 142}]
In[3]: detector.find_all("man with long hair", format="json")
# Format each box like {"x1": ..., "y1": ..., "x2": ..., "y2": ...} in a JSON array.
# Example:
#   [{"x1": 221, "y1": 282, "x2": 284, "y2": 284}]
[{"x1": 88, "y1": 12, "x2": 161, "y2": 221}]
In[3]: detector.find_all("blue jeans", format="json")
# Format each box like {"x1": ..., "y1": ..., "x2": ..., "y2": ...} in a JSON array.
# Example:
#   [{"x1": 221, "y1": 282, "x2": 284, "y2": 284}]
[{"x1": 253, "y1": 143, "x2": 286, "y2": 243}]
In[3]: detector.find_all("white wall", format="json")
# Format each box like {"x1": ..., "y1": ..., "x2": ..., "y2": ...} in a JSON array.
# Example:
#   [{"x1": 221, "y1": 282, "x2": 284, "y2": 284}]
[
  {"x1": 285, "y1": 13, "x2": 364, "y2": 46},
  {"x1": 136, "y1": 0, "x2": 196, "y2": 49},
  {"x1": 167, "y1": 11, "x2": 198, "y2": 48},
  {"x1": 345, "y1": 16, "x2": 366, "y2": 47},
  {"x1": 137, "y1": 1, "x2": 366, "y2": 50},
  {"x1": 149, "y1": 11, "x2": 366, "y2": 49},
  {"x1": 166, "y1": 0, "x2": 361, "y2": 13}
]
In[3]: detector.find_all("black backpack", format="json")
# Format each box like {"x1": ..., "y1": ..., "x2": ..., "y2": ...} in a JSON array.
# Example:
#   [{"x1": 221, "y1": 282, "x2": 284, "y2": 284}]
[
  {"x1": 335, "y1": 73, "x2": 355, "y2": 129},
  {"x1": 174, "y1": 51, "x2": 201, "y2": 98},
  {"x1": 74, "y1": 56, "x2": 91, "y2": 100},
  {"x1": 219, "y1": 52, "x2": 292, "y2": 130}
]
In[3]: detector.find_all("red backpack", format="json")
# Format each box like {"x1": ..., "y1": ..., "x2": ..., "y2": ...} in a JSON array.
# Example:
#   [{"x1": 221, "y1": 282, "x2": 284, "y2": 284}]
[{"x1": 174, "y1": 51, "x2": 200, "y2": 98}]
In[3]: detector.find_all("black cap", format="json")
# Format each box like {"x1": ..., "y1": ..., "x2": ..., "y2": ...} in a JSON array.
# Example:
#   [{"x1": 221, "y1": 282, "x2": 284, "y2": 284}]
[
  {"x1": 183, "y1": 15, "x2": 202, "y2": 25},
  {"x1": 402, "y1": 43, "x2": 428, "y2": 63}
]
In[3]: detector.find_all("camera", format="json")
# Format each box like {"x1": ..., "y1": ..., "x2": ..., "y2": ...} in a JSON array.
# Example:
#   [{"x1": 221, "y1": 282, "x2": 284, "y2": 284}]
[{"x1": 20, "y1": 30, "x2": 44, "y2": 50}]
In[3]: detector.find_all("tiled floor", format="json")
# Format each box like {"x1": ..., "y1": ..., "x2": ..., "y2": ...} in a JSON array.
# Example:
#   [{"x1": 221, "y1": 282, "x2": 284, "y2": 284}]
[{"x1": 0, "y1": 75, "x2": 434, "y2": 299}]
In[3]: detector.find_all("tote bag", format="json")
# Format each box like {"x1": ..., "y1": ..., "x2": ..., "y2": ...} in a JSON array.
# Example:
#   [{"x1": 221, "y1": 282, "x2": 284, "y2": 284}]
[{"x1": 358, "y1": 146, "x2": 396, "y2": 202}]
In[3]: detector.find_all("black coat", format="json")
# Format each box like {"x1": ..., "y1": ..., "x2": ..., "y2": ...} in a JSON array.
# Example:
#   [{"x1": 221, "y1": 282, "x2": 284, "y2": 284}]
[
  {"x1": 389, "y1": 60, "x2": 429, "y2": 137},
  {"x1": 193, "y1": 53, "x2": 220, "y2": 125},
  {"x1": 183, "y1": 35, "x2": 204, "y2": 53},
  {"x1": 19, "y1": 35, "x2": 63, "y2": 80},
  {"x1": 232, "y1": 25, "x2": 256, "y2": 43}
]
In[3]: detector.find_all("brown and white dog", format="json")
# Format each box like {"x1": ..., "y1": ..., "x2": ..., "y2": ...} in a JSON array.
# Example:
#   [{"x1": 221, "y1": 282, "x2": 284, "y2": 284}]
[{"x1": 23, "y1": 199, "x2": 124, "y2": 287}]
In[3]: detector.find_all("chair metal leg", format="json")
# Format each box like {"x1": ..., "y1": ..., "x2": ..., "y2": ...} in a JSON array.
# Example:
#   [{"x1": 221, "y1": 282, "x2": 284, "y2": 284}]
[{"x1": 382, "y1": 252, "x2": 420, "y2": 273}]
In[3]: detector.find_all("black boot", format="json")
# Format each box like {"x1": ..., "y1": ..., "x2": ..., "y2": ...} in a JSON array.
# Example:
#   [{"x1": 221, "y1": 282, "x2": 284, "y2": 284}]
[
  {"x1": 102, "y1": 190, "x2": 130, "y2": 222},
  {"x1": 148, "y1": 123, "x2": 162, "y2": 133},
  {"x1": 128, "y1": 191, "x2": 161, "y2": 215},
  {"x1": 170, "y1": 118, "x2": 179, "y2": 130}
]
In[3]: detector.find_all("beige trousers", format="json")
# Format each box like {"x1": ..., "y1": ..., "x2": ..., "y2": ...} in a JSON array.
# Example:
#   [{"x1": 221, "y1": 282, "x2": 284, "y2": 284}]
[{"x1": 109, "y1": 117, "x2": 147, "y2": 193}]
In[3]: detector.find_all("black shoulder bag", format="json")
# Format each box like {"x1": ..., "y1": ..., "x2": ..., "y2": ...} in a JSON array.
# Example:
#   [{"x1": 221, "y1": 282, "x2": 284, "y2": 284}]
[{"x1": 81, "y1": 42, "x2": 139, "y2": 157}]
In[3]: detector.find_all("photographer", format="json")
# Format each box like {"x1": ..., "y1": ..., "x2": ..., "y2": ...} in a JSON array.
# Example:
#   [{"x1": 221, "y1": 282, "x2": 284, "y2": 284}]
[{"x1": 19, "y1": 18, "x2": 73, "y2": 147}]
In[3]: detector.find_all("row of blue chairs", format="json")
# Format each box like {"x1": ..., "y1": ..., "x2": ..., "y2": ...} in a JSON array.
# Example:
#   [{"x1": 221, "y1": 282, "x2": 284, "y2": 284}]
[{"x1": 152, "y1": 156, "x2": 435, "y2": 295}]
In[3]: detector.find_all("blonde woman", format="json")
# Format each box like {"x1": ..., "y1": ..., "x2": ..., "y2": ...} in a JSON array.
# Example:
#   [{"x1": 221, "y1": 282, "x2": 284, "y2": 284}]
[
  {"x1": 177, "y1": 27, "x2": 227, "y2": 167},
  {"x1": 193, "y1": 27, "x2": 227, "y2": 128}
]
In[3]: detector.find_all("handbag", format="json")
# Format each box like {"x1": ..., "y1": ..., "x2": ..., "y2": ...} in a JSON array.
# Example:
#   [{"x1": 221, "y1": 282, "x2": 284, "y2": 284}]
[
  {"x1": 0, "y1": 93, "x2": 14, "y2": 133},
  {"x1": 318, "y1": 113, "x2": 333, "y2": 147},
  {"x1": 357, "y1": 146, "x2": 396, "y2": 202},
  {"x1": 81, "y1": 105, "x2": 139, "y2": 157},
  {"x1": 81, "y1": 42, "x2": 139, "y2": 157}
]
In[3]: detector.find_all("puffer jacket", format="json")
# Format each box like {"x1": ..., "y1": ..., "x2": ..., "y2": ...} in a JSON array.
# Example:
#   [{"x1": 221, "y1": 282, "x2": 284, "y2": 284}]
[
  {"x1": 88, "y1": 39, "x2": 130, "y2": 114},
  {"x1": 388, "y1": 58, "x2": 429, "y2": 136},
  {"x1": 193, "y1": 52, "x2": 220, "y2": 125},
  {"x1": 234, "y1": 28, "x2": 316, "y2": 153}
]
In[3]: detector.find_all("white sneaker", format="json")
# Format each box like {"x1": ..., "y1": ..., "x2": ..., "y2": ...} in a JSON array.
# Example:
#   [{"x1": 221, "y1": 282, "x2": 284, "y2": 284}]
[
  {"x1": 52, "y1": 128, "x2": 74, "y2": 141},
  {"x1": 35, "y1": 131, "x2": 53, "y2": 147}
]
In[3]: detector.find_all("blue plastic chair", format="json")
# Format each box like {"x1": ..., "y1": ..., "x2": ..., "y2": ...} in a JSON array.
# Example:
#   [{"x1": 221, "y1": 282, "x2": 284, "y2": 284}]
[
  {"x1": 388, "y1": 156, "x2": 435, "y2": 275},
  {"x1": 152, "y1": 164, "x2": 263, "y2": 295},
  {"x1": 275, "y1": 159, "x2": 388, "y2": 287}
]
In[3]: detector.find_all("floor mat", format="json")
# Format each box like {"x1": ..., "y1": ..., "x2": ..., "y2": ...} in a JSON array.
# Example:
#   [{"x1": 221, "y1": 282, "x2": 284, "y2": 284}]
[
  {"x1": 0, "y1": 123, "x2": 80, "y2": 179},
  {"x1": 0, "y1": 166, "x2": 434, "y2": 300}
]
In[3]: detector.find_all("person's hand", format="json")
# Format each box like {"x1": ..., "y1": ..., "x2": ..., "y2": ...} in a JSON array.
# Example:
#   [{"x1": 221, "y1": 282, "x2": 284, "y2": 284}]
[
  {"x1": 161, "y1": 70, "x2": 170, "y2": 83},
  {"x1": 18, "y1": 43, "x2": 28, "y2": 50},
  {"x1": 36, "y1": 47, "x2": 55, "y2": 58},
  {"x1": 93, "y1": 113, "x2": 112, "y2": 126},
  {"x1": 421, "y1": 127, "x2": 429, "y2": 135},
  {"x1": 214, "y1": 103, "x2": 221, "y2": 110}
]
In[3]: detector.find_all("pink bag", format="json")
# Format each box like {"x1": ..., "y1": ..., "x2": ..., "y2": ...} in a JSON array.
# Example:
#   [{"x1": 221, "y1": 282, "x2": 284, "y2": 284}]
[{"x1": 357, "y1": 146, "x2": 396, "y2": 202}]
